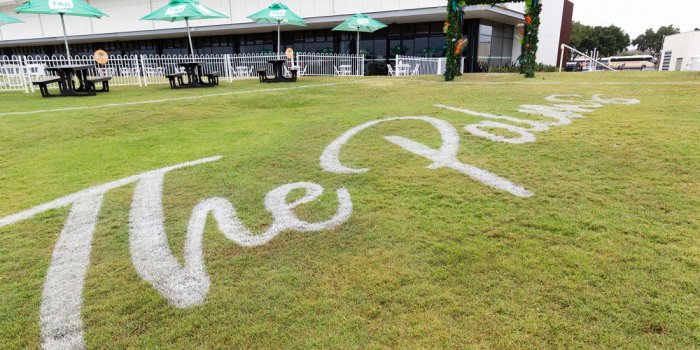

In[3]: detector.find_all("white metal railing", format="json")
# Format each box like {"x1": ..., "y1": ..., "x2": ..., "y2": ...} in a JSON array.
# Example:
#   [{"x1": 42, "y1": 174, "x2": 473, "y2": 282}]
[
  {"x1": 296, "y1": 53, "x2": 365, "y2": 76},
  {"x1": 23, "y1": 54, "x2": 142, "y2": 87},
  {"x1": 228, "y1": 53, "x2": 288, "y2": 80},
  {"x1": 0, "y1": 56, "x2": 29, "y2": 93},
  {"x1": 393, "y1": 55, "x2": 465, "y2": 76},
  {"x1": 140, "y1": 54, "x2": 230, "y2": 86},
  {"x1": 0, "y1": 52, "x2": 367, "y2": 92}
]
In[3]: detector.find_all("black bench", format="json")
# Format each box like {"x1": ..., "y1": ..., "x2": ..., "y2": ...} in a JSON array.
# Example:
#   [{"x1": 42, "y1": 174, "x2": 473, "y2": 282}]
[
  {"x1": 204, "y1": 71, "x2": 220, "y2": 86},
  {"x1": 166, "y1": 72, "x2": 185, "y2": 89},
  {"x1": 85, "y1": 76, "x2": 112, "y2": 93},
  {"x1": 257, "y1": 69, "x2": 269, "y2": 83},
  {"x1": 32, "y1": 77, "x2": 62, "y2": 97}
]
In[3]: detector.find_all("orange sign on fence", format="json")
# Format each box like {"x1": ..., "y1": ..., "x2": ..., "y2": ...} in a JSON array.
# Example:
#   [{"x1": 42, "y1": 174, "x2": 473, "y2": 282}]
[{"x1": 94, "y1": 50, "x2": 109, "y2": 65}]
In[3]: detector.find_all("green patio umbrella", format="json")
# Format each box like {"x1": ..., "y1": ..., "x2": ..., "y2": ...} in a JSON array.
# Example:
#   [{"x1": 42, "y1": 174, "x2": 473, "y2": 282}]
[
  {"x1": 247, "y1": 3, "x2": 306, "y2": 59},
  {"x1": 141, "y1": 0, "x2": 228, "y2": 58},
  {"x1": 332, "y1": 14, "x2": 387, "y2": 55},
  {"x1": 15, "y1": 0, "x2": 107, "y2": 64},
  {"x1": 0, "y1": 12, "x2": 24, "y2": 27}
]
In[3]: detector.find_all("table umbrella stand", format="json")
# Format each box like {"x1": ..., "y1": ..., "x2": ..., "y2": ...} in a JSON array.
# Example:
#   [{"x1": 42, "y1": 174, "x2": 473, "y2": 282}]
[
  {"x1": 185, "y1": 17, "x2": 194, "y2": 57},
  {"x1": 59, "y1": 13, "x2": 71, "y2": 64},
  {"x1": 277, "y1": 19, "x2": 281, "y2": 60}
]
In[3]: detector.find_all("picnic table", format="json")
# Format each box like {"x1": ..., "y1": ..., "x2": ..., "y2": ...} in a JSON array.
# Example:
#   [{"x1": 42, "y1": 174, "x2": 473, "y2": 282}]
[
  {"x1": 258, "y1": 59, "x2": 297, "y2": 83},
  {"x1": 33, "y1": 64, "x2": 111, "y2": 98},
  {"x1": 165, "y1": 61, "x2": 219, "y2": 89}
]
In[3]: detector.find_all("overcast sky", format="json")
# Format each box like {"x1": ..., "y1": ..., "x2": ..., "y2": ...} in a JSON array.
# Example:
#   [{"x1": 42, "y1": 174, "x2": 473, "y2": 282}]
[{"x1": 571, "y1": 0, "x2": 699, "y2": 38}]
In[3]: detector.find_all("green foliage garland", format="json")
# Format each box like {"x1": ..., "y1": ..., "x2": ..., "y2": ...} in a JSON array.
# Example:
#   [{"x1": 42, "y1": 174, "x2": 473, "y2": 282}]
[
  {"x1": 443, "y1": 1, "x2": 465, "y2": 81},
  {"x1": 521, "y1": 0, "x2": 541, "y2": 78},
  {"x1": 444, "y1": 0, "x2": 541, "y2": 80}
]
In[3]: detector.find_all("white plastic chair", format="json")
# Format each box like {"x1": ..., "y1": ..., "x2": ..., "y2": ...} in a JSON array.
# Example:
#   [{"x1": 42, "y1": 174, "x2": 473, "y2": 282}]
[
  {"x1": 120, "y1": 67, "x2": 139, "y2": 77},
  {"x1": 387, "y1": 64, "x2": 395, "y2": 76},
  {"x1": 25, "y1": 64, "x2": 47, "y2": 79},
  {"x1": 334, "y1": 65, "x2": 341, "y2": 76},
  {"x1": 96, "y1": 67, "x2": 116, "y2": 77},
  {"x1": 411, "y1": 64, "x2": 421, "y2": 76}
]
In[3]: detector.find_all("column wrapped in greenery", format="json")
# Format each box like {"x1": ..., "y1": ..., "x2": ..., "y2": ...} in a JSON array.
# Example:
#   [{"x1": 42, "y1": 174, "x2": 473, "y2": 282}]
[
  {"x1": 444, "y1": 0, "x2": 543, "y2": 80},
  {"x1": 520, "y1": 0, "x2": 542, "y2": 78},
  {"x1": 443, "y1": 0, "x2": 465, "y2": 81}
]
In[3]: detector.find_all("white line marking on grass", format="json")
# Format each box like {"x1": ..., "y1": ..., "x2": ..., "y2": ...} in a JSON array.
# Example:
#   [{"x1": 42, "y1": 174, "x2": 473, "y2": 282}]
[
  {"x1": 1, "y1": 154, "x2": 353, "y2": 349},
  {"x1": 435, "y1": 94, "x2": 640, "y2": 145},
  {"x1": 0, "y1": 82, "x2": 352, "y2": 118},
  {"x1": 320, "y1": 116, "x2": 533, "y2": 198},
  {"x1": 129, "y1": 177, "x2": 352, "y2": 308},
  {"x1": 0, "y1": 156, "x2": 223, "y2": 228},
  {"x1": 40, "y1": 192, "x2": 103, "y2": 350},
  {"x1": 389, "y1": 78, "x2": 700, "y2": 86}
]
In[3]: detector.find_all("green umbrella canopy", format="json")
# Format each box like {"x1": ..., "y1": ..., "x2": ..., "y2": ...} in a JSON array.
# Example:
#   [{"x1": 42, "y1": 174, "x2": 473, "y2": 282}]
[
  {"x1": 0, "y1": 12, "x2": 24, "y2": 26},
  {"x1": 246, "y1": 2, "x2": 306, "y2": 27},
  {"x1": 15, "y1": 0, "x2": 107, "y2": 18},
  {"x1": 140, "y1": 0, "x2": 228, "y2": 22},
  {"x1": 141, "y1": 0, "x2": 228, "y2": 57},
  {"x1": 332, "y1": 13, "x2": 386, "y2": 33}
]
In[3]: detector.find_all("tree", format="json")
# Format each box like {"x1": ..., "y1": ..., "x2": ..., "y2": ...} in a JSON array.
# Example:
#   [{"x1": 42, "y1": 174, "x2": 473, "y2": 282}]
[
  {"x1": 632, "y1": 25, "x2": 680, "y2": 53},
  {"x1": 569, "y1": 21, "x2": 630, "y2": 57}
]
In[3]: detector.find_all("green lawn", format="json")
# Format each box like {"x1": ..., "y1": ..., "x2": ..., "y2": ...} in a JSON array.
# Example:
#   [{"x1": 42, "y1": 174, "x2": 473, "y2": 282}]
[{"x1": 1, "y1": 72, "x2": 699, "y2": 349}]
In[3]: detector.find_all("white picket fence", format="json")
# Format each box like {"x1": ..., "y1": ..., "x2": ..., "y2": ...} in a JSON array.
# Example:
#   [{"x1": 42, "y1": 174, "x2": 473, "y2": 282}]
[
  {"x1": 23, "y1": 54, "x2": 142, "y2": 88},
  {"x1": 0, "y1": 52, "x2": 366, "y2": 93},
  {"x1": 0, "y1": 56, "x2": 30, "y2": 93},
  {"x1": 297, "y1": 53, "x2": 365, "y2": 76},
  {"x1": 393, "y1": 55, "x2": 466, "y2": 76}
]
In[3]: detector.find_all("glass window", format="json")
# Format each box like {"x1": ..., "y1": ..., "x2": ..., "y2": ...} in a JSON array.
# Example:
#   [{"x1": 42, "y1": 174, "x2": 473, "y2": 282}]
[
  {"x1": 374, "y1": 39, "x2": 386, "y2": 59},
  {"x1": 504, "y1": 25, "x2": 514, "y2": 38},
  {"x1": 429, "y1": 36, "x2": 446, "y2": 56},
  {"x1": 416, "y1": 23, "x2": 429, "y2": 36},
  {"x1": 492, "y1": 24, "x2": 504, "y2": 38},
  {"x1": 415, "y1": 37, "x2": 430, "y2": 56},
  {"x1": 402, "y1": 38, "x2": 414, "y2": 56},
  {"x1": 402, "y1": 24, "x2": 415, "y2": 37},
  {"x1": 479, "y1": 24, "x2": 492, "y2": 37},
  {"x1": 429, "y1": 21, "x2": 443, "y2": 35},
  {"x1": 388, "y1": 24, "x2": 401, "y2": 38},
  {"x1": 491, "y1": 37, "x2": 503, "y2": 59}
]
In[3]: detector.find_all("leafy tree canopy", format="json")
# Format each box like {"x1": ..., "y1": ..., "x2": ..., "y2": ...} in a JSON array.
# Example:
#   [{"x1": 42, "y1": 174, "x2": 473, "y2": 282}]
[
  {"x1": 632, "y1": 25, "x2": 680, "y2": 53},
  {"x1": 569, "y1": 21, "x2": 630, "y2": 57}
]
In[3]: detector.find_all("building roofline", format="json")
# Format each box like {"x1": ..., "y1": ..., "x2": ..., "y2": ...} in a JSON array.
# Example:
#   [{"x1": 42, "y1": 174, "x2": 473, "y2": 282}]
[{"x1": 0, "y1": 5, "x2": 524, "y2": 48}]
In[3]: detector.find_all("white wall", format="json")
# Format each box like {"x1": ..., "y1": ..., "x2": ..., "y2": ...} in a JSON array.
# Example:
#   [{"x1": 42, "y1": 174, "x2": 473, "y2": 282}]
[
  {"x1": 0, "y1": 0, "x2": 447, "y2": 41},
  {"x1": 504, "y1": 0, "x2": 565, "y2": 66},
  {"x1": 661, "y1": 31, "x2": 700, "y2": 71},
  {"x1": 536, "y1": 0, "x2": 564, "y2": 65}
]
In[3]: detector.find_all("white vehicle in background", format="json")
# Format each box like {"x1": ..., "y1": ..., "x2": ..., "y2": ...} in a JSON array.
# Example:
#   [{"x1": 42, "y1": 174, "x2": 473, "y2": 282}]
[{"x1": 603, "y1": 55, "x2": 656, "y2": 71}]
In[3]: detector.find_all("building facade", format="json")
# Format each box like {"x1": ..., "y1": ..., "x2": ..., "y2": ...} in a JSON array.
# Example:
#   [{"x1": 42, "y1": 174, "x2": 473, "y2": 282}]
[
  {"x1": 659, "y1": 31, "x2": 700, "y2": 71},
  {"x1": 0, "y1": 0, "x2": 573, "y2": 73}
]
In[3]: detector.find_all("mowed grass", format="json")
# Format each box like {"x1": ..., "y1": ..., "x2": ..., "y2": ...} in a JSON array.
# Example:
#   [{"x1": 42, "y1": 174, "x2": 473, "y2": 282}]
[{"x1": 0, "y1": 72, "x2": 699, "y2": 349}]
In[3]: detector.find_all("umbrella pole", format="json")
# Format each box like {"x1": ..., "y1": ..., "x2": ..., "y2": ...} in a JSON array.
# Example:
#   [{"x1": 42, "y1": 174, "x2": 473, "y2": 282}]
[
  {"x1": 277, "y1": 20, "x2": 281, "y2": 60},
  {"x1": 357, "y1": 29, "x2": 360, "y2": 56},
  {"x1": 60, "y1": 13, "x2": 72, "y2": 65},
  {"x1": 185, "y1": 18, "x2": 195, "y2": 58}
]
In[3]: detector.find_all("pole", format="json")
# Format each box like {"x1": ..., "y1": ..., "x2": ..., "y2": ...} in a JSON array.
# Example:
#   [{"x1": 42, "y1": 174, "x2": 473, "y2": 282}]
[
  {"x1": 356, "y1": 28, "x2": 360, "y2": 56},
  {"x1": 559, "y1": 44, "x2": 565, "y2": 72},
  {"x1": 185, "y1": 18, "x2": 194, "y2": 58},
  {"x1": 277, "y1": 20, "x2": 281, "y2": 60},
  {"x1": 60, "y1": 13, "x2": 71, "y2": 64}
]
